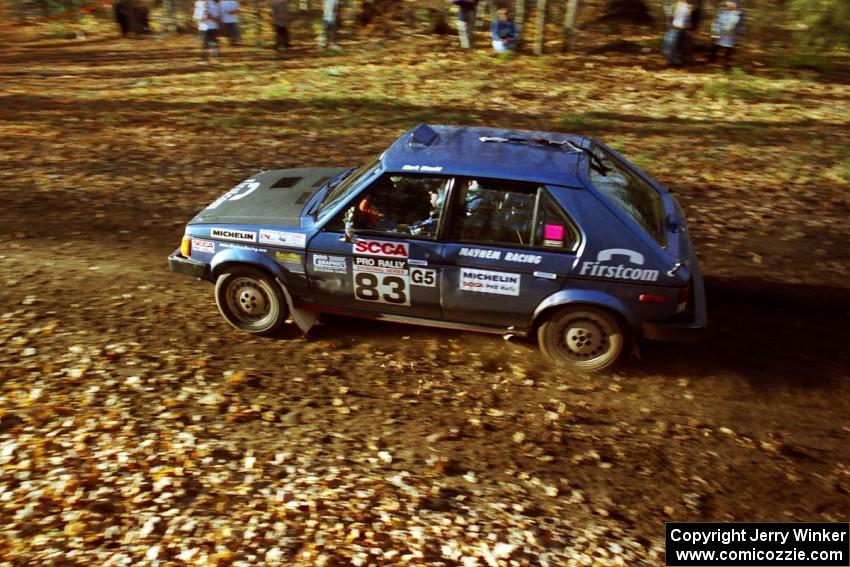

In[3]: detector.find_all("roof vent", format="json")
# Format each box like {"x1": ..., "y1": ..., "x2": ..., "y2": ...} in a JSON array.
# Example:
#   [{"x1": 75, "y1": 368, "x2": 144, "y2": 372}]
[
  {"x1": 271, "y1": 176, "x2": 301, "y2": 188},
  {"x1": 410, "y1": 124, "x2": 438, "y2": 146}
]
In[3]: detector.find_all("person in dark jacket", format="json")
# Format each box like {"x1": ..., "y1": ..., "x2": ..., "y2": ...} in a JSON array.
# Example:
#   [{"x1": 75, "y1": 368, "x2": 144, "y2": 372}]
[
  {"x1": 271, "y1": 0, "x2": 290, "y2": 51},
  {"x1": 452, "y1": 0, "x2": 478, "y2": 48},
  {"x1": 135, "y1": 3, "x2": 151, "y2": 34},
  {"x1": 491, "y1": 7, "x2": 516, "y2": 52},
  {"x1": 114, "y1": 0, "x2": 134, "y2": 37}
]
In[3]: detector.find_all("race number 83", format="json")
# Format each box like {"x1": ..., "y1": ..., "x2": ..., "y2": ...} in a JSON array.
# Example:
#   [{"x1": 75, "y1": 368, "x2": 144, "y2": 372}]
[{"x1": 354, "y1": 273, "x2": 410, "y2": 306}]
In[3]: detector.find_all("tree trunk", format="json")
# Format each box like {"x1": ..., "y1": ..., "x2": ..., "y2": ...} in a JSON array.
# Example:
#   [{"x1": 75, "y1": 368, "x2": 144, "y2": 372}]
[
  {"x1": 254, "y1": 0, "x2": 261, "y2": 43},
  {"x1": 402, "y1": 0, "x2": 414, "y2": 26},
  {"x1": 346, "y1": 0, "x2": 359, "y2": 25},
  {"x1": 601, "y1": 0, "x2": 653, "y2": 25},
  {"x1": 487, "y1": 0, "x2": 497, "y2": 22},
  {"x1": 514, "y1": 0, "x2": 525, "y2": 47},
  {"x1": 534, "y1": 0, "x2": 547, "y2": 54},
  {"x1": 162, "y1": 0, "x2": 177, "y2": 34},
  {"x1": 562, "y1": 0, "x2": 578, "y2": 51}
]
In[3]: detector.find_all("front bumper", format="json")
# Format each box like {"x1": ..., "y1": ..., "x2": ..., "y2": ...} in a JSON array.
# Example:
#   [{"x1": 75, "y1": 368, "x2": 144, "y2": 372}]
[
  {"x1": 641, "y1": 253, "x2": 708, "y2": 342},
  {"x1": 168, "y1": 249, "x2": 210, "y2": 280}
]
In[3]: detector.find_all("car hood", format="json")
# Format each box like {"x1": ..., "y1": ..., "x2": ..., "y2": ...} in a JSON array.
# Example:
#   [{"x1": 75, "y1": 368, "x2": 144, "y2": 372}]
[{"x1": 189, "y1": 167, "x2": 349, "y2": 227}]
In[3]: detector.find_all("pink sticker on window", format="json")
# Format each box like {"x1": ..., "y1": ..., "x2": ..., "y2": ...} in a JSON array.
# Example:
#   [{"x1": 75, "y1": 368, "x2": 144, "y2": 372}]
[{"x1": 544, "y1": 224, "x2": 565, "y2": 240}]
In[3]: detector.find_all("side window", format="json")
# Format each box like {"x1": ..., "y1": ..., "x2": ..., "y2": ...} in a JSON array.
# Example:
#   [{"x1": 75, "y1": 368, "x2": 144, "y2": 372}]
[
  {"x1": 453, "y1": 179, "x2": 537, "y2": 246},
  {"x1": 328, "y1": 174, "x2": 449, "y2": 238},
  {"x1": 535, "y1": 194, "x2": 579, "y2": 251},
  {"x1": 452, "y1": 179, "x2": 579, "y2": 251}
]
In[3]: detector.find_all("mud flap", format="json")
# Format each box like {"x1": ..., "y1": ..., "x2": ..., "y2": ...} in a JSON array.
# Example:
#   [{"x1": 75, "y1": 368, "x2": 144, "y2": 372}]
[{"x1": 276, "y1": 278, "x2": 318, "y2": 335}]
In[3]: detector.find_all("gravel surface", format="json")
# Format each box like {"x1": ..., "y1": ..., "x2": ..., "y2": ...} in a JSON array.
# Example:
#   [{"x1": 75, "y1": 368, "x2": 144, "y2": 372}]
[{"x1": 2, "y1": 31, "x2": 849, "y2": 567}]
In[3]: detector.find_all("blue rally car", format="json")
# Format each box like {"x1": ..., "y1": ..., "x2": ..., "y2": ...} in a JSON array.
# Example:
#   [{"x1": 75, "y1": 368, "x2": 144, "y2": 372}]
[{"x1": 169, "y1": 124, "x2": 706, "y2": 372}]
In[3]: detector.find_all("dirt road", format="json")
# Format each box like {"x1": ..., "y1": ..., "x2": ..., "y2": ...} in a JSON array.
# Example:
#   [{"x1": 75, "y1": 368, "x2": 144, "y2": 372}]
[{"x1": 1, "y1": 32, "x2": 849, "y2": 565}]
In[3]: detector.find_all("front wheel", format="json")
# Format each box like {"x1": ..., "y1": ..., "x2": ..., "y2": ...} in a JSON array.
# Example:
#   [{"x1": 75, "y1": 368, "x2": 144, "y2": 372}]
[
  {"x1": 537, "y1": 306, "x2": 626, "y2": 373},
  {"x1": 214, "y1": 266, "x2": 288, "y2": 336}
]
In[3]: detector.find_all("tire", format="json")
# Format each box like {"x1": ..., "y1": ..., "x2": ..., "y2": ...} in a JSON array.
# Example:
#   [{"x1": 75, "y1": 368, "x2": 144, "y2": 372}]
[
  {"x1": 214, "y1": 266, "x2": 289, "y2": 336},
  {"x1": 537, "y1": 306, "x2": 626, "y2": 373}
]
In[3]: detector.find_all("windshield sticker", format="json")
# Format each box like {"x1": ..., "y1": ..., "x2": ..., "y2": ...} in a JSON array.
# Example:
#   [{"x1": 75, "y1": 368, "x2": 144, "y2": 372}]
[
  {"x1": 211, "y1": 228, "x2": 257, "y2": 243},
  {"x1": 207, "y1": 180, "x2": 260, "y2": 209},
  {"x1": 353, "y1": 239, "x2": 409, "y2": 258},
  {"x1": 313, "y1": 254, "x2": 347, "y2": 274},
  {"x1": 459, "y1": 268, "x2": 521, "y2": 296},
  {"x1": 580, "y1": 248, "x2": 659, "y2": 282},
  {"x1": 192, "y1": 238, "x2": 215, "y2": 254},
  {"x1": 401, "y1": 165, "x2": 444, "y2": 172},
  {"x1": 259, "y1": 230, "x2": 307, "y2": 248},
  {"x1": 459, "y1": 247, "x2": 542, "y2": 264},
  {"x1": 411, "y1": 267, "x2": 436, "y2": 287}
]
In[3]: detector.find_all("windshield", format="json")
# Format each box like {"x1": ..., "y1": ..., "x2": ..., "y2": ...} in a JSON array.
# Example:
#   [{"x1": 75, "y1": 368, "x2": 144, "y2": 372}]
[
  {"x1": 316, "y1": 155, "x2": 381, "y2": 218},
  {"x1": 588, "y1": 145, "x2": 666, "y2": 246}
]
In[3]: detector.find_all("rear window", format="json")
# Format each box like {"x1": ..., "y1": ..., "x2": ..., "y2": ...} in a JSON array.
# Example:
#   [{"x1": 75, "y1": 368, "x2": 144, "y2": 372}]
[{"x1": 588, "y1": 145, "x2": 666, "y2": 246}]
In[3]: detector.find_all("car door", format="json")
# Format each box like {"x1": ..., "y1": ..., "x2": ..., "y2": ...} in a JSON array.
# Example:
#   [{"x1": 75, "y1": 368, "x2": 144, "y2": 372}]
[
  {"x1": 306, "y1": 173, "x2": 451, "y2": 320},
  {"x1": 438, "y1": 178, "x2": 581, "y2": 329}
]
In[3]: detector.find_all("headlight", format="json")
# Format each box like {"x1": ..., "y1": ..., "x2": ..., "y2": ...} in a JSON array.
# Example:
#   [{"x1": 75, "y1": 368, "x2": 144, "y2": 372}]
[{"x1": 180, "y1": 235, "x2": 191, "y2": 257}]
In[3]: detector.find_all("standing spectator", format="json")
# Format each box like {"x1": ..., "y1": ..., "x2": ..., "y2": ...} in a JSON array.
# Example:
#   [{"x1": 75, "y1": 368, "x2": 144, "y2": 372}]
[
  {"x1": 193, "y1": 0, "x2": 221, "y2": 61},
  {"x1": 135, "y1": 1, "x2": 151, "y2": 34},
  {"x1": 663, "y1": 0, "x2": 692, "y2": 67},
  {"x1": 690, "y1": 0, "x2": 704, "y2": 31},
  {"x1": 710, "y1": 0, "x2": 744, "y2": 66},
  {"x1": 321, "y1": 0, "x2": 340, "y2": 49},
  {"x1": 220, "y1": 0, "x2": 241, "y2": 45},
  {"x1": 490, "y1": 7, "x2": 516, "y2": 52},
  {"x1": 271, "y1": 0, "x2": 290, "y2": 52},
  {"x1": 114, "y1": 0, "x2": 134, "y2": 37},
  {"x1": 452, "y1": 0, "x2": 478, "y2": 49}
]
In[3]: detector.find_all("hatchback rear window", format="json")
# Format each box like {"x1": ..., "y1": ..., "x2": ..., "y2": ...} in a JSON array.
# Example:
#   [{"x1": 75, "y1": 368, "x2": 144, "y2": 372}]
[{"x1": 588, "y1": 145, "x2": 666, "y2": 246}]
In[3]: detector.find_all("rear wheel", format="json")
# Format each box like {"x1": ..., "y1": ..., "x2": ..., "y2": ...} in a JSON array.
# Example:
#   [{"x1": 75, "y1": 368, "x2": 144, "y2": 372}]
[
  {"x1": 214, "y1": 266, "x2": 288, "y2": 336},
  {"x1": 538, "y1": 306, "x2": 626, "y2": 373}
]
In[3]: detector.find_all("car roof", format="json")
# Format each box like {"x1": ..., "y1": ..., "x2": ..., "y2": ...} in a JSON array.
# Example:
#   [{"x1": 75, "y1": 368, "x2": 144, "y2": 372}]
[{"x1": 381, "y1": 124, "x2": 590, "y2": 187}]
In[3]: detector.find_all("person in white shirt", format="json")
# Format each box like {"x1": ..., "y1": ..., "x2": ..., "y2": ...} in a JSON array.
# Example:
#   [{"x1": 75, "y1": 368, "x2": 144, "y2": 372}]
[
  {"x1": 663, "y1": 0, "x2": 692, "y2": 67},
  {"x1": 220, "y1": 0, "x2": 241, "y2": 45},
  {"x1": 710, "y1": 0, "x2": 744, "y2": 66},
  {"x1": 193, "y1": 0, "x2": 221, "y2": 60},
  {"x1": 321, "y1": 0, "x2": 340, "y2": 49}
]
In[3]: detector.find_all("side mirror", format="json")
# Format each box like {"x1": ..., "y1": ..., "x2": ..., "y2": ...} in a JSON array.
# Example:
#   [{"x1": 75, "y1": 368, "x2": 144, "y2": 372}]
[{"x1": 340, "y1": 206, "x2": 355, "y2": 242}]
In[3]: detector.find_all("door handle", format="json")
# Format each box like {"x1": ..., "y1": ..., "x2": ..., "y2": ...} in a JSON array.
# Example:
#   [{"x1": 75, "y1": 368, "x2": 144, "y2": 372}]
[{"x1": 533, "y1": 271, "x2": 558, "y2": 280}]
